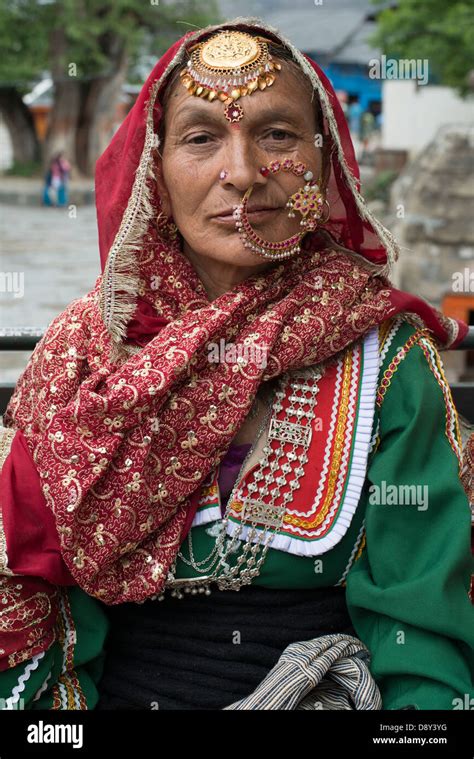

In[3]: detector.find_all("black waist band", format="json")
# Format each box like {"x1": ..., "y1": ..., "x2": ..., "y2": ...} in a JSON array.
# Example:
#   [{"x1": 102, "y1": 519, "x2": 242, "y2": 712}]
[{"x1": 96, "y1": 583, "x2": 356, "y2": 710}]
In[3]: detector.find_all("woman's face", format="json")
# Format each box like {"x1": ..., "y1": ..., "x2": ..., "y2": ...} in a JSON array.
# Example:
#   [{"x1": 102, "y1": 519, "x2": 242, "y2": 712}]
[{"x1": 158, "y1": 63, "x2": 323, "y2": 272}]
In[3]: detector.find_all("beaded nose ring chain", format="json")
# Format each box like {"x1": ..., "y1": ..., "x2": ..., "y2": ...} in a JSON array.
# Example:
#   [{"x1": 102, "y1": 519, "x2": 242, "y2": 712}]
[{"x1": 232, "y1": 158, "x2": 329, "y2": 261}]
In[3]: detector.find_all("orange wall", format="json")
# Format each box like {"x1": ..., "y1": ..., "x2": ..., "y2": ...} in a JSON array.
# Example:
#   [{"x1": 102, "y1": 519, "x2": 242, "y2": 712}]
[{"x1": 442, "y1": 294, "x2": 474, "y2": 324}]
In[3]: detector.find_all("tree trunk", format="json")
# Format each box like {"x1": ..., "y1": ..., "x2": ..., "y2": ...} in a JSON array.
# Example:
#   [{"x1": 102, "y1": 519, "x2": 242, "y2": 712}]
[
  {"x1": 44, "y1": 27, "x2": 82, "y2": 172},
  {"x1": 0, "y1": 87, "x2": 40, "y2": 165},
  {"x1": 76, "y1": 44, "x2": 129, "y2": 176},
  {"x1": 47, "y1": 27, "x2": 129, "y2": 177},
  {"x1": 76, "y1": 34, "x2": 129, "y2": 176},
  {"x1": 45, "y1": 79, "x2": 82, "y2": 170}
]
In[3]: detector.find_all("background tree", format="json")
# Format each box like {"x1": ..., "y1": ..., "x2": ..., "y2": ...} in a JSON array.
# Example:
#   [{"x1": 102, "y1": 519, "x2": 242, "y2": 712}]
[
  {"x1": 370, "y1": 0, "x2": 474, "y2": 97},
  {"x1": 0, "y1": 0, "x2": 220, "y2": 175},
  {"x1": 0, "y1": 0, "x2": 48, "y2": 165}
]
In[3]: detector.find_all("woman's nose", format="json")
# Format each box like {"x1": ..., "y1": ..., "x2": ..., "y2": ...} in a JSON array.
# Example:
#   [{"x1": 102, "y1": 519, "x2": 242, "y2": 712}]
[{"x1": 220, "y1": 138, "x2": 267, "y2": 192}]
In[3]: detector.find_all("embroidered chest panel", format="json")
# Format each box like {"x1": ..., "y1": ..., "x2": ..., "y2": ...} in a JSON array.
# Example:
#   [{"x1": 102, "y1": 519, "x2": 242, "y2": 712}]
[{"x1": 190, "y1": 328, "x2": 379, "y2": 557}]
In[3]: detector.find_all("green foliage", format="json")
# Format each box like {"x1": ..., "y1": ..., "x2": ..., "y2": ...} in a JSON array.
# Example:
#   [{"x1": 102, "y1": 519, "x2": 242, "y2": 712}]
[
  {"x1": 0, "y1": 0, "x2": 49, "y2": 90},
  {"x1": 0, "y1": 0, "x2": 221, "y2": 86},
  {"x1": 5, "y1": 158, "x2": 42, "y2": 176},
  {"x1": 370, "y1": 0, "x2": 474, "y2": 96}
]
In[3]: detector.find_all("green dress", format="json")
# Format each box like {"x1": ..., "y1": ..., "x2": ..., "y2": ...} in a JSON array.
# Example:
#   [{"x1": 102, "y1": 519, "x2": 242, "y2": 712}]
[{"x1": 1, "y1": 319, "x2": 473, "y2": 710}]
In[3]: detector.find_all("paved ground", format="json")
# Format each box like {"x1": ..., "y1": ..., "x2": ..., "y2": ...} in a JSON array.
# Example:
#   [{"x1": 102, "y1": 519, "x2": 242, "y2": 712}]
[{"x1": 1, "y1": 203, "x2": 100, "y2": 383}]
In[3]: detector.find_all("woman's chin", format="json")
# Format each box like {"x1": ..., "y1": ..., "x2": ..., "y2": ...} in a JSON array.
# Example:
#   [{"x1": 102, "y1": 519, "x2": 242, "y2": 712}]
[
  {"x1": 183, "y1": 223, "x2": 303, "y2": 268},
  {"x1": 211, "y1": 240, "x2": 269, "y2": 267}
]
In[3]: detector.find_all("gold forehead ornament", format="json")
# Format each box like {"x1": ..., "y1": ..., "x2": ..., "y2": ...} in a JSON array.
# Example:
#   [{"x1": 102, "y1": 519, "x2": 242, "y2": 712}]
[{"x1": 179, "y1": 30, "x2": 283, "y2": 122}]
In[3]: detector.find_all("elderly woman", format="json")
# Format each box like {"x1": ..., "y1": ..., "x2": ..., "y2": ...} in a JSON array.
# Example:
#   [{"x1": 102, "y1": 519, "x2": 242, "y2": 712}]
[{"x1": 0, "y1": 19, "x2": 473, "y2": 712}]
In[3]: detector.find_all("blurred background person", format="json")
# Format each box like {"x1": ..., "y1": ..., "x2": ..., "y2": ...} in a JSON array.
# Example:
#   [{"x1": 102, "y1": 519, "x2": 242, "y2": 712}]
[{"x1": 42, "y1": 151, "x2": 71, "y2": 207}]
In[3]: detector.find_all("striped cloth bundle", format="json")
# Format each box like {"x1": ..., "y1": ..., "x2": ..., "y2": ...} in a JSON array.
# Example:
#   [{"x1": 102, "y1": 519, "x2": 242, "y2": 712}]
[{"x1": 223, "y1": 634, "x2": 382, "y2": 710}]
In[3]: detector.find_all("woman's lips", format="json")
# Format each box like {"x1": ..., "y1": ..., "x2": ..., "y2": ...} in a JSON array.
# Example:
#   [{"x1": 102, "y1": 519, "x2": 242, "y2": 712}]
[{"x1": 212, "y1": 207, "x2": 281, "y2": 225}]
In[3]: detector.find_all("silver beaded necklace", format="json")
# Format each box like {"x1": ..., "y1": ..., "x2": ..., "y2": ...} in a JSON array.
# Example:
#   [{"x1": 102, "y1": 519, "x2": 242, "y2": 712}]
[{"x1": 153, "y1": 366, "x2": 323, "y2": 601}]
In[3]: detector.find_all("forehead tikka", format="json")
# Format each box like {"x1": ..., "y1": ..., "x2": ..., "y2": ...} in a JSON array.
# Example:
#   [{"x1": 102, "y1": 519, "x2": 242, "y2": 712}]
[{"x1": 179, "y1": 29, "x2": 282, "y2": 123}]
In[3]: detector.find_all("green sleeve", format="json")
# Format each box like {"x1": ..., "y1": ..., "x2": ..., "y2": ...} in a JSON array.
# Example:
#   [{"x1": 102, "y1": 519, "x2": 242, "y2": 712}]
[
  {"x1": 345, "y1": 326, "x2": 474, "y2": 710},
  {"x1": 0, "y1": 586, "x2": 108, "y2": 710}
]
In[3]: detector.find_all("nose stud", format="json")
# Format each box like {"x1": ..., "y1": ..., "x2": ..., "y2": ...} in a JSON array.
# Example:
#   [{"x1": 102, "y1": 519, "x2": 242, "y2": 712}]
[{"x1": 219, "y1": 169, "x2": 229, "y2": 181}]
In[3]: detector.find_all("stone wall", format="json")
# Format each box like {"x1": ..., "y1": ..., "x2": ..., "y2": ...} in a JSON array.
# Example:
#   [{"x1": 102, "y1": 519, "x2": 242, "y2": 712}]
[{"x1": 389, "y1": 125, "x2": 474, "y2": 380}]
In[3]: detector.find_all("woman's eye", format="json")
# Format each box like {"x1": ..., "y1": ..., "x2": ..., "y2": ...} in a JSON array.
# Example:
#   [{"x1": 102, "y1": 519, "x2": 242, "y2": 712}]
[
  {"x1": 266, "y1": 129, "x2": 295, "y2": 141},
  {"x1": 186, "y1": 134, "x2": 213, "y2": 145}
]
